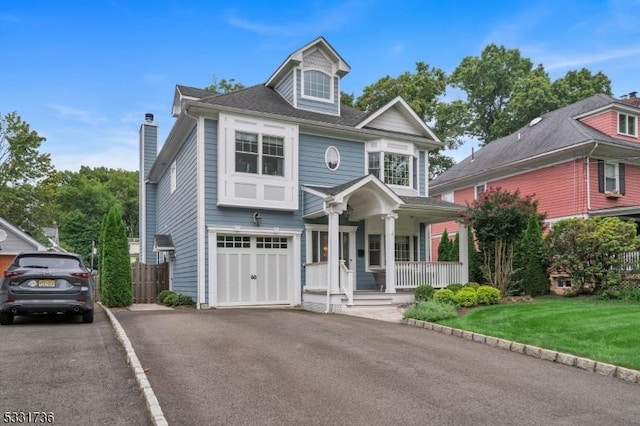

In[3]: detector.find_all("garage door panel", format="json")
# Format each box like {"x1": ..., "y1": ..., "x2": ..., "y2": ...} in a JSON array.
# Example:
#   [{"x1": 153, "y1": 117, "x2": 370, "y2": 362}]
[{"x1": 216, "y1": 235, "x2": 291, "y2": 307}]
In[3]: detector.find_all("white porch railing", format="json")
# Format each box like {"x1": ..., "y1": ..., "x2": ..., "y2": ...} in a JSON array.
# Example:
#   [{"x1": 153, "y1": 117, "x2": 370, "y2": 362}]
[
  {"x1": 305, "y1": 262, "x2": 328, "y2": 291},
  {"x1": 339, "y1": 260, "x2": 354, "y2": 305},
  {"x1": 395, "y1": 261, "x2": 464, "y2": 289},
  {"x1": 620, "y1": 251, "x2": 640, "y2": 271}
]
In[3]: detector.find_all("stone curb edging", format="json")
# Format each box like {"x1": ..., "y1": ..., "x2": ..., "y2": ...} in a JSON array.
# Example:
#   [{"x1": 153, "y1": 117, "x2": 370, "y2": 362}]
[
  {"x1": 403, "y1": 318, "x2": 640, "y2": 385},
  {"x1": 99, "y1": 303, "x2": 169, "y2": 426}
]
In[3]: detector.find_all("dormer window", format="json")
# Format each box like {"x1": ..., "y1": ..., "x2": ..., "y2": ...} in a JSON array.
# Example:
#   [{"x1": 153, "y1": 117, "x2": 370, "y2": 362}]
[
  {"x1": 618, "y1": 112, "x2": 637, "y2": 136},
  {"x1": 303, "y1": 70, "x2": 332, "y2": 101}
]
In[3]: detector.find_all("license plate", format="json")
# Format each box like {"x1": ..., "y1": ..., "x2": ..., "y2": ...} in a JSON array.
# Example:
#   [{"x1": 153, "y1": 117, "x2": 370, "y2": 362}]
[{"x1": 38, "y1": 279, "x2": 56, "y2": 288}]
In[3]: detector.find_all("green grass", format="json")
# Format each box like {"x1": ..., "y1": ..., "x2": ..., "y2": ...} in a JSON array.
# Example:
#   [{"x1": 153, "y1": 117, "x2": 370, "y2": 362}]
[{"x1": 438, "y1": 297, "x2": 640, "y2": 370}]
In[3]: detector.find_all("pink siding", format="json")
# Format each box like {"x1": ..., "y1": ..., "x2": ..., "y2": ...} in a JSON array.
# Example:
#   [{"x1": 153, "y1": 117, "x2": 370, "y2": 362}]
[
  {"x1": 490, "y1": 159, "x2": 587, "y2": 218},
  {"x1": 589, "y1": 161, "x2": 640, "y2": 210},
  {"x1": 430, "y1": 159, "x2": 588, "y2": 260},
  {"x1": 582, "y1": 111, "x2": 640, "y2": 144}
]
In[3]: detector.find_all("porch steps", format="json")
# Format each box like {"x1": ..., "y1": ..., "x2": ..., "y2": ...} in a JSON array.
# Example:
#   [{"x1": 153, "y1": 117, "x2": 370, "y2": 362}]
[{"x1": 342, "y1": 291, "x2": 394, "y2": 309}]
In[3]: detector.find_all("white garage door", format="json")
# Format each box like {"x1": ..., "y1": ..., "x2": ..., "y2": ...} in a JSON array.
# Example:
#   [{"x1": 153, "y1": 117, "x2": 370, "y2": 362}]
[{"x1": 216, "y1": 235, "x2": 291, "y2": 306}]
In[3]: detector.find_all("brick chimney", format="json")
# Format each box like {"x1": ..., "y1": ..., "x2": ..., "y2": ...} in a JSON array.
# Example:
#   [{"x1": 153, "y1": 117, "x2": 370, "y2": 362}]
[{"x1": 621, "y1": 91, "x2": 640, "y2": 107}]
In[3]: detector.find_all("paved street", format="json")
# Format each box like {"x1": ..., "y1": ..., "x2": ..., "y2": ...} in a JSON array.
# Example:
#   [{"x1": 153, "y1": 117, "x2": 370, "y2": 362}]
[
  {"x1": 0, "y1": 307, "x2": 151, "y2": 426},
  {"x1": 115, "y1": 308, "x2": 640, "y2": 426}
]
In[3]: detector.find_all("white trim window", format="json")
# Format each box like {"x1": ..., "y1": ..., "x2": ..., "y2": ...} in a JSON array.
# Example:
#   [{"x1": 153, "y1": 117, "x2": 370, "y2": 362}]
[
  {"x1": 325, "y1": 146, "x2": 340, "y2": 171},
  {"x1": 394, "y1": 236, "x2": 411, "y2": 261},
  {"x1": 604, "y1": 161, "x2": 619, "y2": 192},
  {"x1": 368, "y1": 234, "x2": 382, "y2": 267},
  {"x1": 474, "y1": 183, "x2": 486, "y2": 200},
  {"x1": 235, "y1": 132, "x2": 284, "y2": 176},
  {"x1": 367, "y1": 152, "x2": 414, "y2": 188},
  {"x1": 618, "y1": 112, "x2": 637, "y2": 136},
  {"x1": 442, "y1": 190, "x2": 454, "y2": 203},
  {"x1": 170, "y1": 160, "x2": 177, "y2": 193},
  {"x1": 302, "y1": 69, "x2": 333, "y2": 102},
  {"x1": 218, "y1": 113, "x2": 299, "y2": 210},
  {"x1": 556, "y1": 276, "x2": 572, "y2": 289}
]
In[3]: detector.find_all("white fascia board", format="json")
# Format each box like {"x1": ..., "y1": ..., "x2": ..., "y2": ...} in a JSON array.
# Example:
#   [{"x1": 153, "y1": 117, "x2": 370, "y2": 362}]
[
  {"x1": 0, "y1": 217, "x2": 46, "y2": 250},
  {"x1": 301, "y1": 186, "x2": 333, "y2": 200},
  {"x1": 332, "y1": 174, "x2": 404, "y2": 206},
  {"x1": 355, "y1": 96, "x2": 441, "y2": 143},
  {"x1": 147, "y1": 112, "x2": 197, "y2": 183},
  {"x1": 206, "y1": 225, "x2": 302, "y2": 236}
]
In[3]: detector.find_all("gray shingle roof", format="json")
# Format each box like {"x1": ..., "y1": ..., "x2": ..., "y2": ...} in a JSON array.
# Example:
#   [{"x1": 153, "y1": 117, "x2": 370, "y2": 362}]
[
  {"x1": 190, "y1": 84, "x2": 369, "y2": 127},
  {"x1": 399, "y1": 196, "x2": 464, "y2": 210},
  {"x1": 176, "y1": 85, "x2": 219, "y2": 99},
  {"x1": 431, "y1": 94, "x2": 637, "y2": 189},
  {"x1": 304, "y1": 175, "x2": 372, "y2": 196}
]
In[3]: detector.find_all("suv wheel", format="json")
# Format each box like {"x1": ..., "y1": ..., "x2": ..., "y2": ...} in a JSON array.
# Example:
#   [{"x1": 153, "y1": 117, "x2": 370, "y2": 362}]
[
  {"x1": 0, "y1": 313, "x2": 14, "y2": 325},
  {"x1": 82, "y1": 310, "x2": 94, "y2": 324}
]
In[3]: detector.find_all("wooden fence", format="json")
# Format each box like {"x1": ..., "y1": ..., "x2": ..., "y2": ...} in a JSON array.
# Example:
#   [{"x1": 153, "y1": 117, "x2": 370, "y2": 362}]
[
  {"x1": 132, "y1": 262, "x2": 170, "y2": 303},
  {"x1": 95, "y1": 262, "x2": 170, "y2": 304}
]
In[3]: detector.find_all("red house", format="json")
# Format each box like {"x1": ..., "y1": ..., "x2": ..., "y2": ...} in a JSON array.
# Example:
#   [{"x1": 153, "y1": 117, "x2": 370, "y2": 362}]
[{"x1": 429, "y1": 92, "x2": 640, "y2": 292}]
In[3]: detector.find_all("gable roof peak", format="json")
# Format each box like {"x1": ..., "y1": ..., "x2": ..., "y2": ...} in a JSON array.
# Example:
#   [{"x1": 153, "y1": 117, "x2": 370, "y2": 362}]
[{"x1": 265, "y1": 36, "x2": 350, "y2": 88}]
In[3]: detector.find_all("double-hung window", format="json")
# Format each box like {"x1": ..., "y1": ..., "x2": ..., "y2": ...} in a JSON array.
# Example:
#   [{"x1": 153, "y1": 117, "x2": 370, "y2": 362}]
[
  {"x1": 235, "y1": 131, "x2": 284, "y2": 176},
  {"x1": 618, "y1": 113, "x2": 637, "y2": 136},
  {"x1": 604, "y1": 161, "x2": 619, "y2": 192}
]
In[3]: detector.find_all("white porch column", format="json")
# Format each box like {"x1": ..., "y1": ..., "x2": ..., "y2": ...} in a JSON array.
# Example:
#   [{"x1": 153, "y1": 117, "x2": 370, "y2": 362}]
[
  {"x1": 327, "y1": 206, "x2": 341, "y2": 295},
  {"x1": 459, "y1": 223, "x2": 469, "y2": 283},
  {"x1": 384, "y1": 213, "x2": 398, "y2": 293}
]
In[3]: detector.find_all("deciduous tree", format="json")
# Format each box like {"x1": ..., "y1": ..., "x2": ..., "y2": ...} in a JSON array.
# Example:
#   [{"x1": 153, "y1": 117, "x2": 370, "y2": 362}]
[{"x1": 463, "y1": 188, "x2": 540, "y2": 292}]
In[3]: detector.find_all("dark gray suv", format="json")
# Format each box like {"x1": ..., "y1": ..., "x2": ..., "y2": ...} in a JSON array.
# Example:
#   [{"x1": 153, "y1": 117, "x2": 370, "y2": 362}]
[{"x1": 0, "y1": 252, "x2": 94, "y2": 325}]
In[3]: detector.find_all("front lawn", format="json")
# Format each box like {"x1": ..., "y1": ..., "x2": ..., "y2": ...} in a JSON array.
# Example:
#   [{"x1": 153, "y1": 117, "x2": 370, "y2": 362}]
[{"x1": 438, "y1": 297, "x2": 640, "y2": 370}]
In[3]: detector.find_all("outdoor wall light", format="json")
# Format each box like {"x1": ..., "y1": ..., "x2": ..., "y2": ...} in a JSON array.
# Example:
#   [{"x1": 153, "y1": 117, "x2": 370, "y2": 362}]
[{"x1": 253, "y1": 212, "x2": 262, "y2": 226}]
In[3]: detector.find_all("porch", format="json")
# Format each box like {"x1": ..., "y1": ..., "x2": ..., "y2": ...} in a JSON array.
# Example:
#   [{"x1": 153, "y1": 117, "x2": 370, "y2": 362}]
[
  {"x1": 302, "y1": 174, "x2": 468, "y2": 313},
  {"x1": 303, "y1": 259, "x2": 466, "y2": 311}
]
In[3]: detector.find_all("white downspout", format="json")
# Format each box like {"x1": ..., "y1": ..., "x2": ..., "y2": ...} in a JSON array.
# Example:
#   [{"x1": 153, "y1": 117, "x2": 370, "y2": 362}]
[{"x1": 586, "y1": 142, "x2": 599, "y2": 212}]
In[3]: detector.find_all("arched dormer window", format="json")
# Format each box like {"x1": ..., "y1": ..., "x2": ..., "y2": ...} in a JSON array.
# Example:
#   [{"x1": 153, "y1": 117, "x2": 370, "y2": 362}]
[{"x1": 303, "y1": 70, "x2": 332, "y2": 101}]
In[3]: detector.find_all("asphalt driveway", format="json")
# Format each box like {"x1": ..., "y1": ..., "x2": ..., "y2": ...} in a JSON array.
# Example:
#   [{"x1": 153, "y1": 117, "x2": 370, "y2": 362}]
[
  {"x1": 113, "y1": 308, "x2": 640, "y2": 425},
  {"x1": 0, "y1": 307, "x2": 151, "y2": 426}
]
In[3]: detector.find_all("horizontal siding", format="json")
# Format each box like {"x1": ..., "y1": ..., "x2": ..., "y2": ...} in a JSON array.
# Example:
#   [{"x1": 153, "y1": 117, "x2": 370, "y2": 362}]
[
  {"x1": 275, "y1": 71, "x2": 294, "y2": 105},
  {"x1": 491, "y1": 159, "x2": 587, "y2": 218},
  {"x1": 582, "y1": 111, "x2": 640, "y2": 143},
  {"x1": 303, "y1": 192, "x2": 324, "y2": 216},
  {"x1": 366, "y1": 107, "x2": 421, "y2": 135},
  {"x1": 156, "y1": 127, "x2": 198, "y2": 299},
  {"x1": 590, "y1": 161, "x2": 640, "y2": 210},
  {"x1": 0, "y1": 232, "x2": 42, "y2": 253},
  {"x1": 299, "y1": 134, "x2": 365, "y2": 186}
]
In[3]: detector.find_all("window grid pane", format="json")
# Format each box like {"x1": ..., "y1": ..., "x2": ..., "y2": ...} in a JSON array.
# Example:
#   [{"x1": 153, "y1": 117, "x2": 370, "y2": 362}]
[
  {"x1": 368, "y1": 152, "x2": 380, "y2": 178},
  {"x1": 217, "y1": 235, "x2": 250, "y2": 248},
  {"x1": 235, "y1": 132, "x2": 258, "y2": 173},
  {"x1": 262, "y1": 135, "x2": 285, "y2": 176},
  {"x1": 369, "y1": 234, "x2": 381, "y2": 266},
  {"x1": 384, "y1": 153, "x2": 410, "y2": 186},
  {"x1": 304, "y1": 71, "x2": 331, "y2": 99},
  {"x1": 256, "y1": 237, "x2": 288, "y2": 249},
  {"x1": 394, "y1": 236, "x2": 410, "y2": 261},
  {"x1": 605, "y1": 162, "x2": 618, "y2": 192}
]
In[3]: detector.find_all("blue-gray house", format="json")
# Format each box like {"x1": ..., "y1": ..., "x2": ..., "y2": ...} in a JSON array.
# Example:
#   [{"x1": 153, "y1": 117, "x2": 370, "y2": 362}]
[{"x1": 139, "y1": 37, "x2": 468, "y2": 311}]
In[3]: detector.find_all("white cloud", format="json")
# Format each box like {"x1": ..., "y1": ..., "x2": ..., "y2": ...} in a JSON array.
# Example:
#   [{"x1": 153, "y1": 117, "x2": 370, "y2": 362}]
[
  {"x1": 388, "y1": 43, "x2": 403, "y2": 56},
  {"x1": 47, "y1": 104, "x2": 108, "y2": 125},
  {"x1": 225, "y1": 1, "x2": 365, "y2": 37},
  {"x1": 543, "y1": 45, "x2": 640, "y2": 70}
]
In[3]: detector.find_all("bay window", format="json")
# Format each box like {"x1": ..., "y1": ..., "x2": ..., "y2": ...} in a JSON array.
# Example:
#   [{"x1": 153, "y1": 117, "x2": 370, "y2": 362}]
[{"x1": 367, "y1": 152, "x2": 414, "y2": 187}]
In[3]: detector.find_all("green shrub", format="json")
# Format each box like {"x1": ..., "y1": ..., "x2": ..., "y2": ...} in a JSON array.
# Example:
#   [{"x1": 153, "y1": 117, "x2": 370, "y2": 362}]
[
  {"x1": 99, "y1": 205, "x2": 133, "y2": 307},
  {"x1": 177, "y1": 294, "x2": 194, "y2": 305},
  {"x1": 163, "y1": 292, "x2": 180, "y2": 306},
  {"x1": 157, "y1": 290, "x2": 176, "y2": 304},
  {"x1": 454, "y1": 287, "x2": 478, "y2": 307},
  {"x1": 464, "y1": 282, "x2": 480, "y2": 290},
  {"x1": 403, "y1": 300, "x2": 458, "y2": 322},
  {"x1": 414, "y1": 284, "x2": 435, "y2": 302},
  {"x1": 433, "y1": 288, "x2": 457, "y2": 305},
  {"x1": 160, "y1": 291, "x2": 194, "y2": 306},
  {"x1": 599, "y1": 287, "x2": 640, "y2": 302},
  {"x1": 446, "y1": 283, "x2": 464, "y2": 293},
  {"x1": 477, "y1": 285, "x2": 501, "y2": 305}
]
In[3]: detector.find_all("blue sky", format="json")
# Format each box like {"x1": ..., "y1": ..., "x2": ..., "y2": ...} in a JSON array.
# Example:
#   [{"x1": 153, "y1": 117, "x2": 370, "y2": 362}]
[{"x1": 2, "y1": 0, "x2": 640, "y2": 172}]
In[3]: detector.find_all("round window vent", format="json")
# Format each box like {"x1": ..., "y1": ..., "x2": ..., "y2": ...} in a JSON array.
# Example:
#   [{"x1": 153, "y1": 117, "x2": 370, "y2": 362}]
[{"x1": 325, "y1": 146, "x2": 340, "y2": 171}]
